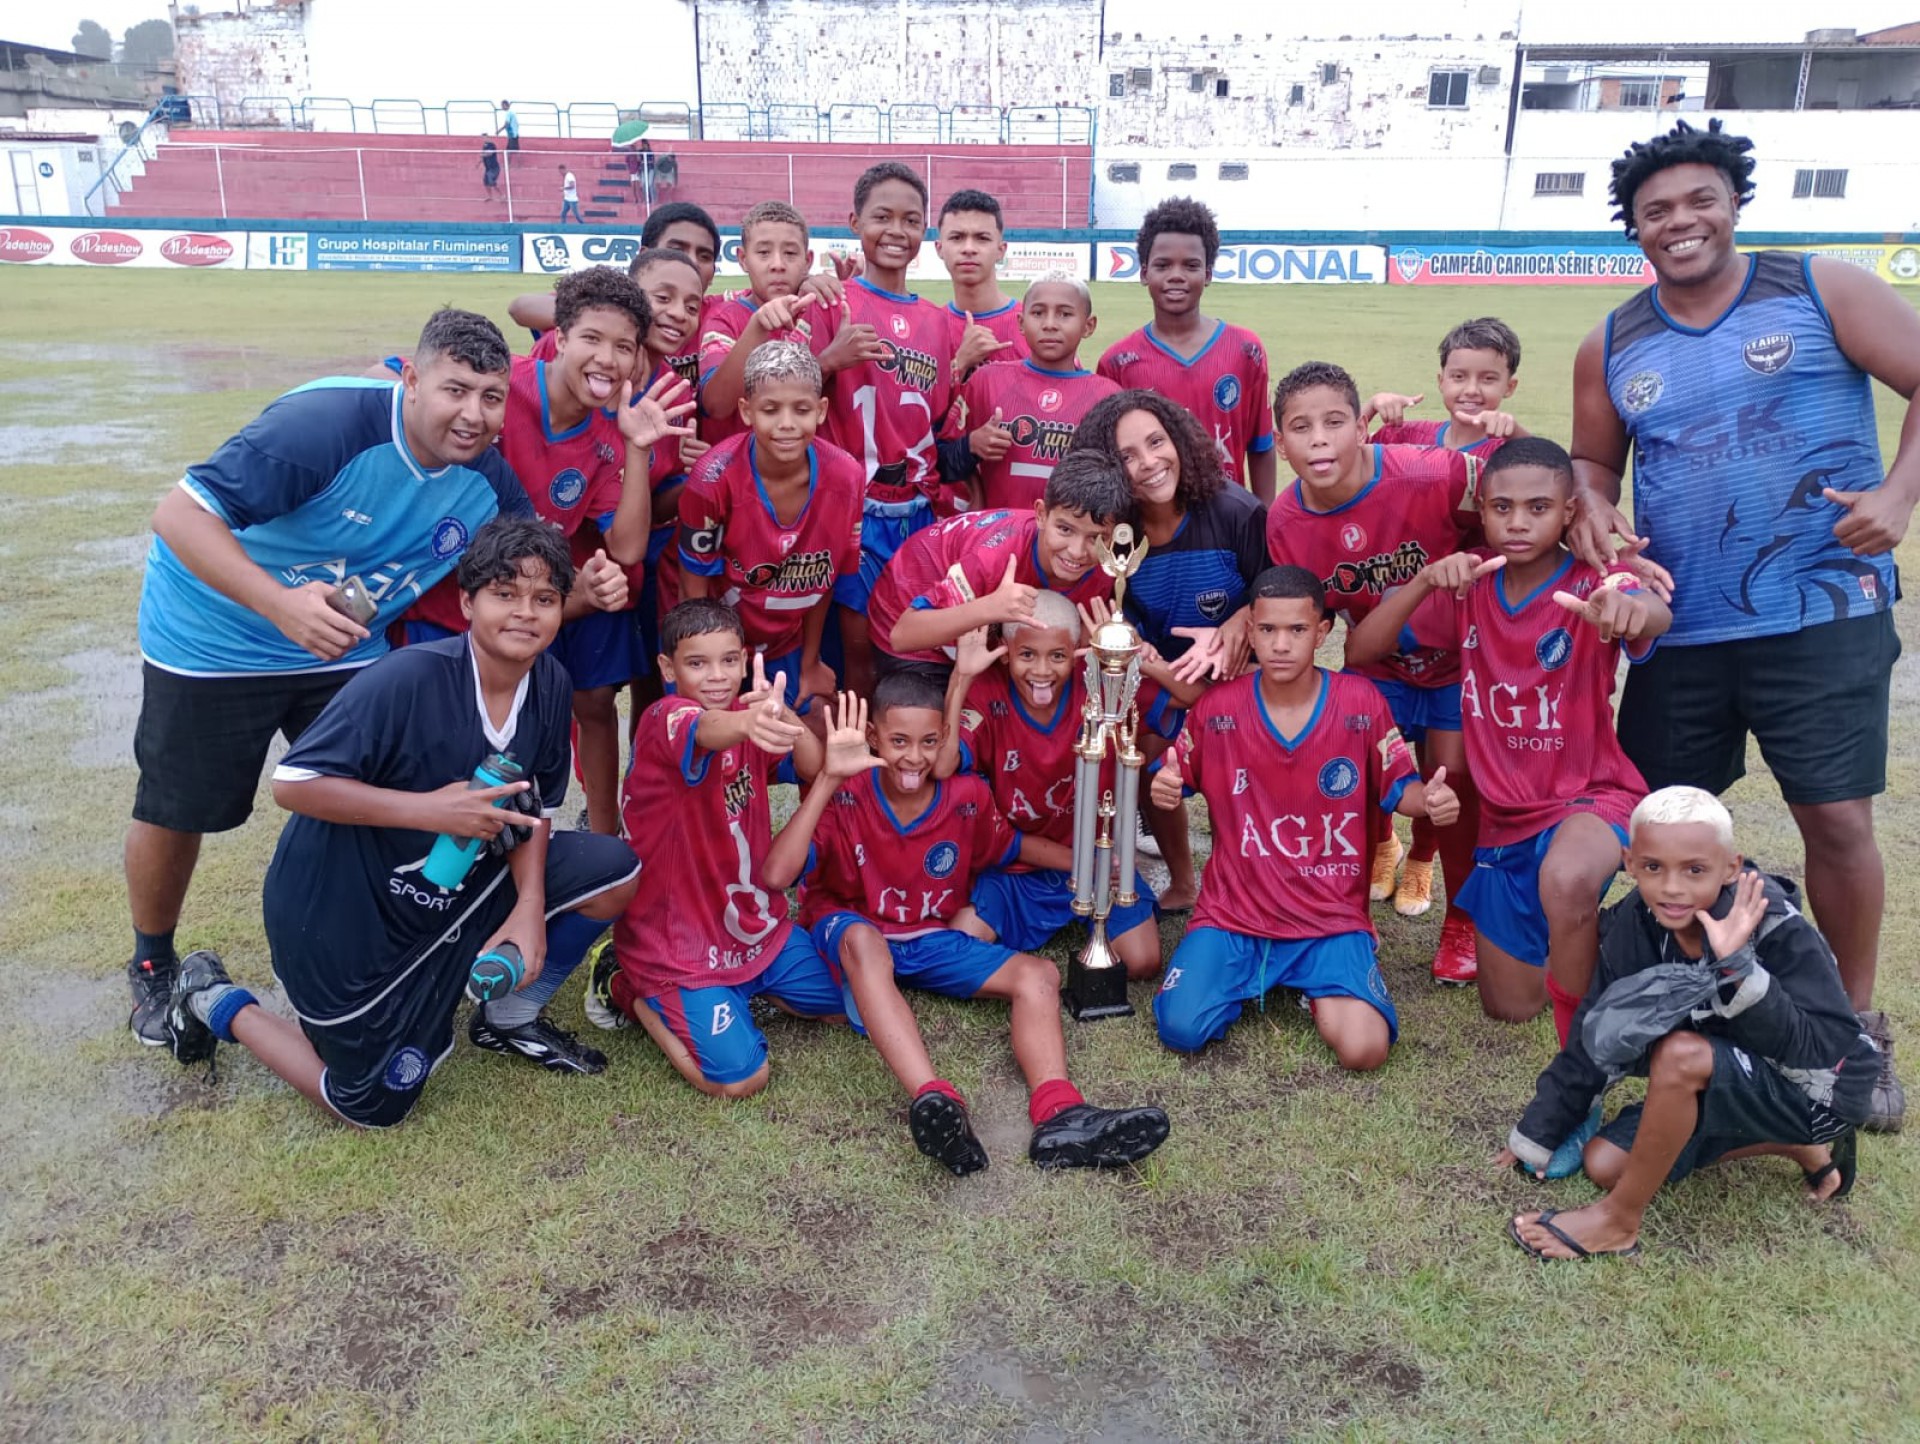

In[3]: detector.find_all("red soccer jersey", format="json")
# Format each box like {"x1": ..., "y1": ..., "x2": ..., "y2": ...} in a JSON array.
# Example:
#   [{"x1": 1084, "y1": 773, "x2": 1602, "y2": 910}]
[
  {"x1": 675, "y1": 432, "x2": 865, "y2": 656},
  {"x1": 958, "y1": 667, "x2": 1178, "y2": 864},
  {"x1": 696, "y1": 293, "x2": 817, "y2": 446},
  {"x1": 808, "y1": 277, "x2": 953, "y2": 508},
  {"x1": 1175, "y1": 670, "x2": 1417, "y2": 941},
  {"x1": 944, "y1": 298, "x2": 1030, "y2": 368},
  {"x1": 942, "y1": 360, "x2": 1121, "y2": 512},
  {"x1": 407, "y1": 354, "x2": 626, "y2": 633},
  {"x1": 613, "y1": 696, "x2": 794, "y2": 996},
  {"x1": 1096, "y1": 321, "x2": 1273, "y2": 486},
  {"x1": 868, "y1": 510, "x2": 1114, "y2": 664},
  {"x1": 1370, "y1": 419, "x2": 1511, "y2": 459},
  {"x1": 799, "y1": 770, "x2": 1019, "y2": 939},
  {"x1": 1266, "y1": 444, "x2": 1484, "y2": 688},
  {"x1": 1404, "y1": 552, "x2": 1650, "y2": 848}
]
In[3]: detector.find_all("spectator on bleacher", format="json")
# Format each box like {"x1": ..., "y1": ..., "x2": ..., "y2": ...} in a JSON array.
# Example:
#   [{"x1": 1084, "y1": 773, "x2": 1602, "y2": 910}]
[
  {"x1": 497, "y1": 100, "x2": 520, "y2": 151},
  {"x1": 560, "y1": 166, "x2": 582, "y2": 224},
  {"x1": 481, "y1": 141, "x2": 501, "y2": 203}
]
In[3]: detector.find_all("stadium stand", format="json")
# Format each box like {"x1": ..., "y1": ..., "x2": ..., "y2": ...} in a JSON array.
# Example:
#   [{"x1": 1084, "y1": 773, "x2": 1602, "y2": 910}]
[{"x1": 106, "y1": 132, "x2": 1094, "y2": 226}]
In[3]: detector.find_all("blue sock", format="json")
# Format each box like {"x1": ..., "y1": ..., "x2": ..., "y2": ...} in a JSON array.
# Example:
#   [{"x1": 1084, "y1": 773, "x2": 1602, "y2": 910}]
[
  {"x1": 482, "y1": 910, "x2": 611, "y2": 1028},
  {"x1": 190, "y1": 984, "x2": 257, "y2": 1043}
]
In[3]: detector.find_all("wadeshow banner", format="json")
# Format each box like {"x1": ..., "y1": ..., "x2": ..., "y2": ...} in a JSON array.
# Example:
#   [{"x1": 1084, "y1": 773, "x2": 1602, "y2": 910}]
[{"x1": 0, "y1": 225, "x2": 242, "y2": 268}]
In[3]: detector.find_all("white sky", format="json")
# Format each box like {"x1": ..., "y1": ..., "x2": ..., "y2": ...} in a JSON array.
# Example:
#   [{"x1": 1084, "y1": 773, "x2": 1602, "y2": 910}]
[{"x1": 16, "y1": 2, "x2": 1920, "y2": 66}]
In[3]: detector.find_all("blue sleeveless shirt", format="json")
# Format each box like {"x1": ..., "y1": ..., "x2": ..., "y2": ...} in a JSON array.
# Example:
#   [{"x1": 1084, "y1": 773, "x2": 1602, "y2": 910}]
[{"x1": 1604, "y1": 250, "x2": 1896, "y2": 646}]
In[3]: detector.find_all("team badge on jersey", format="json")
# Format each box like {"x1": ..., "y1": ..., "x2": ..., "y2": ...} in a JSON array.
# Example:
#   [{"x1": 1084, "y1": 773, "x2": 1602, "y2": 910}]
[
  {"x1": 1535, "y1": 628, "x2": 1573, "y2": 671},
  {"x1": 1621, "y1": 371, "x2": 1664, "y2": 414},
  {"x1": 1743, "y1": 333, "x2": 1795, "y2": 376},
  {"x1": 1213, "y1": 374, "x2": 1241, "y2": 411},
  {"x1": 924, "y1": 841, "x2": 960, "y2": 879},
  {"x1": 890, "y1": 314, "x2": 911, "y2": 339},
  {"x1": 550, "y1": 468, "x2": 587, "y2": 508},
  {"x1": 430, "y1": 516, "x2": 469, "y2": 560},
  {"x1": 1317, "y1": 757, "x2": 1361, "y2": 800},
  {"x1": 1197, "y1": 587, "x2": 1229, "y2": 621}
]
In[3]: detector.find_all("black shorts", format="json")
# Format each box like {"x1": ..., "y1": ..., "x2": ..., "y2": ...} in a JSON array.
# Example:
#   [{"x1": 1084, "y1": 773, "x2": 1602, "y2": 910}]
[
  {"x1": 1597, "y1": 1034, "x2": 1851, "y2": 1182},
  {"x1": 1617, "y1": 610, "x2": 1899, "y2": 806},
  {"x1": 871, "y1": 650, "x2": 953, "y2": 689},
  {"x1": 132, "y1": 664, "x2": 354, "y2": 834},
  {"x1": 270, "y1": 830, "x2": 639, "y2": 1128}
]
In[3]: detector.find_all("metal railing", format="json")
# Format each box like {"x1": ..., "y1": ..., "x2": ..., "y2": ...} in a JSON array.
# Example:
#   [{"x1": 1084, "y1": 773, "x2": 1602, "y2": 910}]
[
  {"x1": 82, "y1": 102, "x2": 170, "y2": 215},
  {"x1": 157, "y1": 94, "x2": 1096, "y2": 145},
  {"x1": 112, "y1": 142, "x2": 1092, "y2": 227}
]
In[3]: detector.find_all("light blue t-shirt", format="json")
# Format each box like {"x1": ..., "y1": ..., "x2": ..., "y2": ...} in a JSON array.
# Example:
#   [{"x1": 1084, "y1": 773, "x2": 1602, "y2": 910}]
[{"x1": 138, "y1": 378, "x2": 532, "y2": 677}]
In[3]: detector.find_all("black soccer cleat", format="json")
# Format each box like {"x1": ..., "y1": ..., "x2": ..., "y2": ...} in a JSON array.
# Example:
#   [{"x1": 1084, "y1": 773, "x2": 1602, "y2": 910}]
[
  {"x1": 468, "y1": 1010, "x2": 608, "y2": 1074},
  {"x1": 128, "y1": 953, "x2": 178, "y2": 1048},
  {"x1": 165, "y1": 949, "x2": 233, "y2": 1067},
  {"x1": 1028, "y1": 1103, "x2": 1171, "y2": 1170},
  {"x1": 909, "y1": 1090, "x2": 990, "y2": 1177}
]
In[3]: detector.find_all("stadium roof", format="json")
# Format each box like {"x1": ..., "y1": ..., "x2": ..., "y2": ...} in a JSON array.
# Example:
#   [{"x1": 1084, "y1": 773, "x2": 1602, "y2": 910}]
[
  {"x1": 0, "y1": 38, "x2": 102, "y2": 70},
  {"x1": 1524, "y1": 40, "x2": 1920, "y2": 61}
]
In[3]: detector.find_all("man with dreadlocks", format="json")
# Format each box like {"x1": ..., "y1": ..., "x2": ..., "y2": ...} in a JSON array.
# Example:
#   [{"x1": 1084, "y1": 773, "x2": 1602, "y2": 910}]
[{"x1": 1568, "y1": 117, "x2": 1917, "y2": 1133}]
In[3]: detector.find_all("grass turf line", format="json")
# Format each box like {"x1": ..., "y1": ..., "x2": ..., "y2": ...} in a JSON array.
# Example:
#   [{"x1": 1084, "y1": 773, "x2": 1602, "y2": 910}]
[{"x1": 0, "y1": 269, "x2": 1916, "y2": 1443}]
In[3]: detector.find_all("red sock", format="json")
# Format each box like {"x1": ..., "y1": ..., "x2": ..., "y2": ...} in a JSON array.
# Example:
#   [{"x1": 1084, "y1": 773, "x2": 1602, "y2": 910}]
[
  {"x1": 916, "y1": 1078, "x2": 965, "y2": 1108},
  {"x1": 1546, "y1": 973, "x2": 1582, "y2": 1050},
  {"x1": 1029, "y1": 1077, "x2": 1085, "y2": 1125}
]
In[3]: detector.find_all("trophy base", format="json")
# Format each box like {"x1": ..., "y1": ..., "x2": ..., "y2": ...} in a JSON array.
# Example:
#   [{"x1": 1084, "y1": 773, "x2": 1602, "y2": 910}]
[{"x1": 1064, "y1": 955, "x2": 1136, "y2": 1022}]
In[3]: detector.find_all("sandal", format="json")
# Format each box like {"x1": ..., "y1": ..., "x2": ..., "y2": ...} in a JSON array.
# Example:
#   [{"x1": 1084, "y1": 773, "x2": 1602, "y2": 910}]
[
  {"x1": 1803, "y1": 1127, "x2": 1857, "y2": 1200},
  {"x1": 1506, "y1": 1208, "x2": 1642, "y2": 1261}
]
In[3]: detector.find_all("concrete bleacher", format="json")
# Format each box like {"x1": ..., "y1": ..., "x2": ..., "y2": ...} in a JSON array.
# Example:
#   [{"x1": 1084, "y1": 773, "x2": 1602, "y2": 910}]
[{"x1": 108, "y1": 132, "x2": 1094, "y2": 227}]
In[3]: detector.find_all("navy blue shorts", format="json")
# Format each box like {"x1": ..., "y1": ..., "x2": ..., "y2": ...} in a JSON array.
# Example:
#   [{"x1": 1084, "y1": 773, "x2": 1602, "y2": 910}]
[
  {"x1": 810, "y1": 913, "x2": 1015, "y2": 1024},
  {"x1": 270, "y1": 830, "x2": 639, "y2": 1127},
  {"x1": 1597, "y1": 1035, "x2": 1851, "y2": 1182},
  {"x1": 836, "y1": 499, "x2": 932, "y2": 610},
  {"x1": 970, "y1": 866, "x2": 1157, "y2": 952},
  {"x1": 1153, "y1": 927, "x2": 1397, "y2": 1053},
  {"x1": 1455, "y1": 820, "x2": 1629, "y2": 969},
  {"x1": 641, "y1": 924, "x2": 848, "y2": 1085},
  {"x1": 1368, "y1": 676, "x2": 1461, "y2": 744},
  {"x1": 550, "y1": 609, "x2": 636, "y2": 692}
]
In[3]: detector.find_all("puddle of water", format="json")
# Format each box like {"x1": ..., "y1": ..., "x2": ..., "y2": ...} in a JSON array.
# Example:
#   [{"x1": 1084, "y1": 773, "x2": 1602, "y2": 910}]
[
  {"x1": 954, "y1": 1347, "x2": 1175, "y2": 1443},
  {"x1": 71, "y1": 534, "x2": 150, "y2": 576},
  {"x1": 56, "y1": 648, "x2": 143, "y2": 770},
  {"x1": 0, "y1": 420, "x2": 147, "y2": 462}
]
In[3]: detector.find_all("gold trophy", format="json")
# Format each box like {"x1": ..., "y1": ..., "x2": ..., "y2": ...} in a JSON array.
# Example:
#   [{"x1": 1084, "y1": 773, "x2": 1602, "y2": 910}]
[{"x1": 1066, "y1": 523, "x2": 1150, "y2": 1021}]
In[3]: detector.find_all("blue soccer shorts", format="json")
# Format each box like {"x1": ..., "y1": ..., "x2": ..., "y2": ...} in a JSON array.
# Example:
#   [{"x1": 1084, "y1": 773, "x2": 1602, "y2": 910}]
[
  {"x1": 810, "y1": 912, "x2": 1015, "y2": 1028},
  {"x1": 970, "y1": 866, "x2": 1157, "y2": 953},
  {"x1": 835, "y1": 498, "x2": 932, "y2": 610},
  {"x1": 641, "y1": 924, "x2": 848, "y2": 1085},
  {"x1": 1152, "y1": 927, "x2": 1397, "y2": 1054},
  {"x1": 550, "y1": 608, "x2": 636, "y2": 692},
  {"x1": 1455, "y1": 819, "x2": 1630, "y2": 969},
  {"x1": 1367, "y1": 676, "x2": 1461, "y2": 744}
]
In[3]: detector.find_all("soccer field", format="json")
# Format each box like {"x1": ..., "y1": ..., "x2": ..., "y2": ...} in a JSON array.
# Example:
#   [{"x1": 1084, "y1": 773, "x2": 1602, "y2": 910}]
[{"x1": 2, "y1": 267, "x2": 1917, "y2": 1443}]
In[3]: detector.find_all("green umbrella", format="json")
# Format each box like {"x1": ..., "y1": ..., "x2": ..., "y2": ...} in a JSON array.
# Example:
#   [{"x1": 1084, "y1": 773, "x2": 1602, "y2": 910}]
[{"x1": 611, "y1": 120, "x2": 651, "y2": 149}]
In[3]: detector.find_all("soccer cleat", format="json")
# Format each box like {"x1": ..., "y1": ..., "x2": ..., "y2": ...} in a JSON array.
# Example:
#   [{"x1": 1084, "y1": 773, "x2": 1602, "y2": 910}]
[
  {"x1": 468, "y1": 1010, "x2": 608, "y2": 1074},
  {"x1": 128, "y1": 953, "x2": 178, "y2": 1048},
  {"x1": 1029, "y1": 1103, "x2": 1171, "y2": 1170},
  {"x1": 1859, "y1": 1009, "x2": 1906, "y2": 1134},
  {"x1": 1368, "y1": 836, "x2": 1405, "y2": 903},
  {"x1": 580, "y1": 937, "x2": 629, "y2": 1031},
  {"x1": 1430, "y1": 914, "x2": 1478, "y2": 986},
  {"x1": 165, "y1": 949, "x2": 232, "y2": 1067},
  {"x1": 1394, "y1": 857, "x2": 1435, "y2": 918},
  {"x1": 908, "y1": 1090, "x2": 989, "y2": 1176}
]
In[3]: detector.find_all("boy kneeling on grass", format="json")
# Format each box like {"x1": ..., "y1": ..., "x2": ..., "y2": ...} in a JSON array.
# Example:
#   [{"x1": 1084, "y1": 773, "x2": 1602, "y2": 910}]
[
  {"x1": 1501, "y1": 786, "x2": 1880, "y2": 1261},
  {"x1": 163, "y1": 518, "x2": 641, "y2": 1123}
]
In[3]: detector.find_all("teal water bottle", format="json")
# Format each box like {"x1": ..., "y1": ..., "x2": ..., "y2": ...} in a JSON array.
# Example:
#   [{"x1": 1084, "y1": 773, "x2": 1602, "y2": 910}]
[
  {"x1": 422, "y1": 752, "x2": 525, "y2": 890},
  {"x1": 467, "y1": 942, "x2": 525, "y2": 1003}
]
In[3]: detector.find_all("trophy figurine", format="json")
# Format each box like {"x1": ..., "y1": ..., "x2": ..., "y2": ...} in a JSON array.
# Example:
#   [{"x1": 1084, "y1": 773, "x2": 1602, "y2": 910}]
[{"x1": 1066, "y1": 523, "x2": 1151, "y2": 1021}]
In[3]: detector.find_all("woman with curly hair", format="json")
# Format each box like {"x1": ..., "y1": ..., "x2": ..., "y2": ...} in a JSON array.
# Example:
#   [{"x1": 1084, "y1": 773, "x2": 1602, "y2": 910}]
[{"x1": 1070, "y1": 389, "x2": 1270, "y2": 911}]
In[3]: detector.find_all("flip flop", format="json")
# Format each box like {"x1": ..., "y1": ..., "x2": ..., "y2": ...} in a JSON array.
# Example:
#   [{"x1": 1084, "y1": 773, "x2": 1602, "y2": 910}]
[
  {"x1": 1803, "y1": 1127, "x2": 1858, "y2": 1200},
  {"x1": 1506, "y1": 1208, "x2": 1642, "y2": 1261}
]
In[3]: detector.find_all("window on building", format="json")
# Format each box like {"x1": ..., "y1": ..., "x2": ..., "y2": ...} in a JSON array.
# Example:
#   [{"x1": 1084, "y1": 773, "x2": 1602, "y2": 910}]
[
  {"x1": 1321, "y1": 62, "x2": 1340, "y2": 85},
  {"x1": 1793, "y1": 167, "x2": 1848, "y2": 198},
  {"x1": 1288, "y1": 83, "x2": 1305, "y2": 105},
  {"x1": 1108, "y1": 162, "x2": 1141, "y2": 183},
  {"x1": 1129, "y1": 67, "x2": 1153, "y2": 91},
  {"x1": 1109, "y1": 72, "x2": 1126, "y2": 98},
  {"x1": 1428, "y1": 70, "x2": 1470, "y2": 108},
  {"x1": 1215, "y1": 76, "x2": 1230, "y2": 98},
  {"x1": 1218, "y1": 162, "x2": 1249, "y2": 181},
  {"x1": 1533, "y1": 171, "x2": 1585, "y2": 196},
  {"x1": 1618, "y1": 79, "x2": 1660, "y2": 109},
  {"x1": 1168, "y1": 162, "x2": 1198, "y2": 181},
  {"x1": 1188, "y1": 71, "x2": 1206, "y2": 92}
]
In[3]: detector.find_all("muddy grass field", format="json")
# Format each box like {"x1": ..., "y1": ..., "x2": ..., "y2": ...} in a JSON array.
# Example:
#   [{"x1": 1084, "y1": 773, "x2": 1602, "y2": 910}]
[{"x1": 1, "y1": 269, "x2": 1916, "y2": 1442}]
